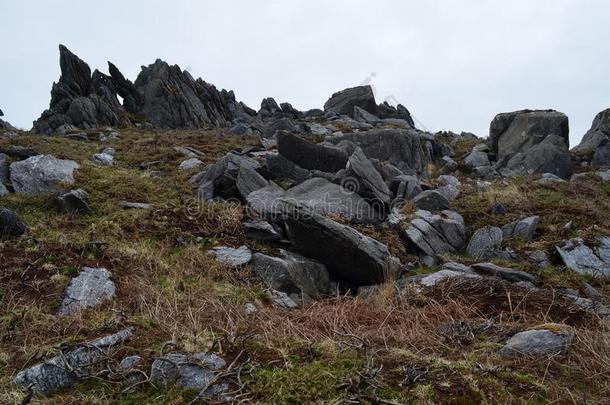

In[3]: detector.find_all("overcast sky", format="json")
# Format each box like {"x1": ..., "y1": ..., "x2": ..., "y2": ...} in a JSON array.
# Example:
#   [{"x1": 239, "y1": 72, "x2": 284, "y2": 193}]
[{"x1": 1, "y1": 0, "x2": 609, "y2": 146}]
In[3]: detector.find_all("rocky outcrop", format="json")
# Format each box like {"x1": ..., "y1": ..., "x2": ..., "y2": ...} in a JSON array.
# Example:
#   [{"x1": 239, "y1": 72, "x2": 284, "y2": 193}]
[
  {"x1": 500, "y1": 135, "x2": 574, "y2": 179},
  {"x1": 0, "y1": 108, "x2": 14, "y2": 129},
  {"x1": 10, "y1": 155, "x2": 79, "y2": 194},
  {"x1": 192, "y1": 152, "x2": 260, "y2": 200},
  {"x1": 404, "y1": 210, "x2": 466, "y2": 258},
  {"x1": 277, "y1": 132, "x2": 348, "y2": 173},
  {"x1": 572, "y1": 108, "x2": 610, "y2": 166},
  {"x1": 323, "y1": 85, "x2": 378, "y2": 117}
]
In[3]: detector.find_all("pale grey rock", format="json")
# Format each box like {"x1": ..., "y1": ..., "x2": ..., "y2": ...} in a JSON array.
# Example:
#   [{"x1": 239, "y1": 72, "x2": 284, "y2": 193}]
[
  {"x1": 12, "y1": 328, "x2": 133, "y2": 395},
  {"x1": 92, "y1": 153, "x2": 114, "y2": 166},
  {"x1": 467, "y1": 226, "x2": 503, "y2": 257},
  {"x1": 471, "y1": 262, "x2": 539, "y2": 284},
  {"x1": 10, "y1": 155, "x2": 79, "y2": 194},
  {"x1": 58, "y1": 267, "x2": 116, "y2": 316},
  {"x1": 499, "y1": 326, "x2": 575, "y2": 357},
  {"x1": 502, "y1": 216, "x2": 539, "y2": 241},
  {"x1": 211, "y1": 245, "x2": 252, "y2": 267},
  {"x1": 151, "y1": 352, "x2": 227, "y2": 396},
  {"x1": 417, "y1": 270, "x2": 480, "y2": 287},
  {"x1": 464, "y1": 150, "x2": 490, "y2": 168},
  {"x1": 179, "y1": 158, "x2": 203, "y2": 170},
  {"x1": 119, "y1": 201, "x2": 151, "y2": 209},
  {"x1": 556, "y1": 237, "x2": 610, "y2": 279},
  {"x1": 404, "y1": 210, "x2": 466, "y2": 258},
  {"x1": 268, "y1": 290, "x2": 299, "y2": 309}
]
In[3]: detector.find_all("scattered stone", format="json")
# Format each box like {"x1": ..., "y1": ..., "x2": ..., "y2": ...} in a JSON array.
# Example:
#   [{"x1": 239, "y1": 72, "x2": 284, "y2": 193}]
[
  {"x1": 502, "y1": 216, "x2": 539, "y2": 241},
  {"x1": 174, "y1": 146, "x2": 204, "y2": 158},
  {"x1": 409, "y1": 269, "x2": 480, "y2": 288},
  {"x1": 179, "y1": 158, "x2": 203, "y2": 170},
  {"x1": 13, "y1": 328, "x2": 133, "y2": 395},
  {"x1": 404, "y1": 210, "x2": 466, "y2": 258},
  {"x1": 93, "y1": 153, "x2": 114, "y2": 166},
  {"x1": 490, "y1": 202, "x2": 507, "y2": 215},
  {"x1": 467, "y1": 226, "x2": 503, "y2": 257},
  {"x1": 10, "y1": 155, "x2": 79, "y2": 194},
  {"x1": 58, "y1": 267, "x2": 116, "y2": 316},
  {"x1": 556, "y1": 237, "x2": 610, "y2": 279},
  {"x1": 0, "y1": 207, "x2": 28, "y2": 237},
  {"x1": 471, "y1": 262, "x2": 539, "y2": 284},
  {"x1": 528, "y1": 250, "x2": 551, "y2": 268},
  {"x1": 56, "y1": 189, "x2": 93, "y2": 215},
  {"x1": 537, "y1": 172, "x2": 566, "y2": 185},
  {"x1": 464, "y1": 149, "x2": 490, "y2": 169},
  {"x1": 499, "y1": 325, "x2": 575, "y2": 357},
  {"x1": 211, "y1": 245, "x2": 252, "y2": 267},
  {"x1": 440, "y1": 156, "x2": 458, "y2": 173},
  {"x1": 118, "y1": 201, "x2": 151, "y2": 209},
  {"x1": 244, "y1": 303, "x2": 257, "y2": 315},
  {"x1": 413, "y1": 190, "x2": 450, "y2": 212},
  {"x1": 441, "y1": 262, "x2": 475, "y2": 274},
  {"x1": 118, "y1": 355, "x2": 145, "y2": 385},
  {"x1": 268, "y1": 289, "x2": 299, "y2": 309}
]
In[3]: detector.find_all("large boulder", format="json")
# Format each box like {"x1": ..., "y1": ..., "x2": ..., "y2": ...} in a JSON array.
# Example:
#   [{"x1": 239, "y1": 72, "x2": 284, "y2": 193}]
[
  {"x1": 13, "y1": 328, "x2": 133, "y2": 395},
  {"x1": 489, "y1": 110, "x2": 569, "y2": 162},
  {"x1": 500, "y1": 135, "x2": 574, "y2": 179},
  {"x1": 10, "y1": 155, "x2": 79, "y2": 194},
  {"x1": 0, "y1": 207, "x2": 28, "y2": 237},
  {"x1": 556, "y1": 237, "x2": 610, "y2": 279},
  {"x1": 404, "y1": 210, "x2": 466, "y2": 258},
  {"x1": 58, "y1": 267, "x2": 117, "y2": 317},
  {"x1": 192, "y1": 152, "x2": 259, "y2": 200},
  {"x1": 572, "y1": 108, "x2": 610, "y2": 166},
  {"x1": 345, "y1": 148, "x2": 392, "y2": 206},
  {"x1": 377, "y1": 102, "x2": 415, "y2": 127},
  {"x1": 252, "y1": 250, "x2": 331, "y2": 299},
  {"x1": 277, "y1": 131, "x2": 348, "y2": 172},
  {"x1": 278, "y1": 201, "x2": 400, "y2": 285},
  {"x1": 323, "y1": 85, "x2": 378, "y2": 117},
  {"x1": 325, "y1": 129, "x2": 444, "y2": 177}
]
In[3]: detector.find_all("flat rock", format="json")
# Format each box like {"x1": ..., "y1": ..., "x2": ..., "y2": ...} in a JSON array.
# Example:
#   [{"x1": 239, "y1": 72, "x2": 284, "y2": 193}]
[
  {"x1": 10, "y1": 155, "x2": 79, "y2": 194},
  {"x1": 471, "y1": 262, "x2": 539, "y2": 284},
  {"x1": 58, "y1": 267, "x2": 116, "y2": 316},
  {"x1": 277, "y1": 131, "x2": 348, "y2": 172},
  {"x1": 236, "y1": 165, "x2": 269, "y2": 200},
  {"x1": 13, "y1": 328, "x2": 133, "y2": 395},
  {"x1": 556, "y1": 237, "x2": 610, "y2": 279},
  {"x1": 499, "y1": 325, "x2": 575, "y2": 357},
  {"x1": 211, "y1": 245, "x2": 252, "y2": 267},
  {"x1": 119, "y1": 201, "x2": 151, "y2": 209}
]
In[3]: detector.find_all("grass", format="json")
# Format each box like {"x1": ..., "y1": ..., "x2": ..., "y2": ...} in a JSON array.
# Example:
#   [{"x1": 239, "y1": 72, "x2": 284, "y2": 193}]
[{"x1": 1, "y1": 129, "x2": 609, "y2": 403}]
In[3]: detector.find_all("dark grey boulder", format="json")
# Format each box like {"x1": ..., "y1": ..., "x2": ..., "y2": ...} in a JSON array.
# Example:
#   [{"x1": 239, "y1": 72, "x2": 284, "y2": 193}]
[
  {"x1": 277, "y1": 131, "x2": 348, "y2": 172},
  {"x1": 151, "y1": 352, "x2": 227, "y2": 397},
  {"x1": 246, "y1": 183, "x2": 287, "y2": 219},
  {"x1": 376, "y1": 102, "x2": 415, "y2": 127},
  {"x1": 353, "y1": 106, "x2": 381, "y2": 124},
  {"x1": 489, "y1": 109, "x2": 569, "y2": 162},
  {"x1": 346, "y1": 148, "x2": 392, "y2": 206},
  {"x1": 500, "y1": 135, "x2": 574, "y2": 179},
  {"x1": 262, "y1": 118, "x2": 299, "y2": 139},
  {"x1": 467, "y1": 226, "x2": 503, "y2": 257},
  {"x1": 413, "y1": 190, "x2": 450, "y2": 212},
  {"x1": 556, "y1": 237, "x2": 610, "y2": 279},
  {"x1": 265, "y1": 154, "x2": 311, "y2": 185},
  {"x1": 323, "y1": 85, "x2": 378, "y2": 117},
  {"x1": 58, "y1": 267, "x2": 116, "y2": 316},
  {"x1": 502, "y1": 216, "x2": 539, "y2": 241},
  {"x1": 0, "y1": 153, "x2": 9, "y2": 185},
  {"x1": 0, "y1": 207, "x2": 27, "y2": 237},
  {"x1": 243, "y1": 219, "x2": 284, "y2": 242},
  {"x1": 572, "y1": 108, "x2": 610, "y2": 166},
  {"x1": 464, "y1": 149, "x2": 490, "y2": 169},
  {"x1": 10, "y1": 155, "x2": 79, "y2": 195},
  {"x1": 56, "y1": 189, "x2": 93, "y2": 215},
  {"x1": 391, "y1": 174, "x2": 422, "y2": 203},
  {"x1": 404, "y1": 210, "x2": 466, "y2": 258},
  {"x1": 192, "y1": 152, "x2": 259, "y2": 200},
  {"x1": 13, "y1": 328, "x2": 133, "y2": 395},
  {"x1": 279, "y1": 201, "x2": 400, "y2": 285},
  {"x1": 499, "y1": 326, "x2": 574, "y2": 357},
  {"x1": 0, "y1": 146, "x2": 39, "y2": 159},
  {"x1": 471, "y1": 262, "x2": 538, "y2": 284},
  {"x1": 236, "y1": 165, "x2": 269, "y2": 200},
  {"x1": 252, "y1": 250, "x2": 330, "y2": 299}
]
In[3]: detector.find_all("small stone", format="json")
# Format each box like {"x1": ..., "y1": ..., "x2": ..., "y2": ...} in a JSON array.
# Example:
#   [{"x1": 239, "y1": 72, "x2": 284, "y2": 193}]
[
  {"x1": 179, "y1": 158, "x2": 203, "y2": 170},
  {"x1": 93, "y1": 153, "x2": 114, "y2": 166},
  {"x1": 499, "y1": 325, "x2": 575, "y2": 357},
  {"x1": 244, "y1": 303, "x2": 257, "y2": 315},
  {"x1": 56, "y1": 189, "x2": 92, "y2": 215},
  {"x1": 490, "y1": 202, "x2": 507, "y2": 215},
  {"x1": 413, "y1": 190, "x2": 450, "y2": 211},
  {"x1": 0, "y1": 207, "x2": 28, "y2": 237},
  {"x1": 119, "y1": 201, "x2": 151, "y2": 210},
  {"x1": 471, "y1": 262, "x2": 539, "y2": 284},
  {"x1": 58, "y1": 267, "x2": 116, "y2": 317},
  {"x1": 211, "y1": 246, "x2": 252, "y2": 266}
]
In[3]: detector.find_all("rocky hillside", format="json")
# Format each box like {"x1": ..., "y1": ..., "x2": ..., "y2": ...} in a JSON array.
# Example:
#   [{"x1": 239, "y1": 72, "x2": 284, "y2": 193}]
[{"x1": 0, "y1": 45, "x2": 609, "y2": 404}]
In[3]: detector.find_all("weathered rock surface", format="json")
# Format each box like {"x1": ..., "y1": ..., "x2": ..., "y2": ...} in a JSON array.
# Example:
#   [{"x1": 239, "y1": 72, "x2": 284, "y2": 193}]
[
  {"x1": 179, "y1": 158, "x2": 203, "y2": 170},
  {"x1": 211, "y1": 245, "x2": 252, "y2": 267},
  {"x1": 279, "y1": 201, "x2": 400, "y2": 285},
  {"x1": 277, "y1": 132, "x2": 348, "y2": 172},
  {"x1": 58, "y1": 267, "x2": 116, "y2": 316},
  {"x1": 467, "y1": 226, "x2": 503, "y2": 257},
  {"x1": 345, "y1": 148, "x2": 392, "y2": 206},
  {"x1": 56, "y1": 189, "x2": 93, "y2": 215},
  {"x1": 406, "y1": 269, "x2": 480, "y2": 289},
  {"x1": 500, "y1": 135, "x2": 574, "y2": 179},
  {"x1": 13, "y1": 328, "x2": 133, "y2": 395},
  {"x1": 252, "y1": 250, "x2": 330, "y2": 299},
  {"x1": 404, "y1": 210, "x2": 466, "y2": 258},
  {"x1": 243, "y1": 219, "x2": 283, "y2": 242},
  {"x1": 0, "y1": 207, "x2": 28, "y2": 237},
  {"x1": 92, "y1": 152, "x2": 114, "y2": 166},
  {"x1": 556, "y1": 237, "x2": 610, "y2": 279},
  {"x1": 193, "y1": 152, "x2": 259, "y2": 200},
  {"x1": 151, "y1": 352, "x2": 227, "y2": 396},
  {"x1": 413, "y1": 190, "x2": 450, "y2": 212},
  {"x1": 10, "y1": 155, "x2": 79, "y2": 194},
  {"x1": 323, "y1": 85, "x2": 378, "y2": 117},
  {"x1": 502, "y1": 216, "x2": 539, "y2": 241},
  {"x1": 471, "y1": 262, "x2": 539, "y2": 284},
  {"x1": 572, "y1": 108, "x2": 610, "y2": 166},
  {"x1": 499, "y1": 325, "x2": 575, "y2": 357},
  {"x1": 236, "y1": 165, "x2": 269, "y2": 200}
]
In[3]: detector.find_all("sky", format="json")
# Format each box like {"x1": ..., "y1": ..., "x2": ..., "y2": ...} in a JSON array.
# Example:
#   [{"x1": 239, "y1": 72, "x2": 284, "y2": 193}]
[{"x1": 1, "y1": 0, "x2": 609, "y2": 146}]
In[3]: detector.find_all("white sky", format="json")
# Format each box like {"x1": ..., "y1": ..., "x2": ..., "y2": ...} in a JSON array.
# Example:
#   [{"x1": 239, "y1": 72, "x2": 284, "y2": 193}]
[{"x1": 1, "y1": 0, "x2": 609, "y2": 146}]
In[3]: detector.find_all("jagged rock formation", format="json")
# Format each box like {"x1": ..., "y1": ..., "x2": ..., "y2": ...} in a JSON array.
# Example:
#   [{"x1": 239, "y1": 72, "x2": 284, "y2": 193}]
[
  {"x1": 0, "y1": 108, "x2": 14, "y2": 129},
  {"x1": 572, "y1": 108, "x2": 610, "y2": 166}
]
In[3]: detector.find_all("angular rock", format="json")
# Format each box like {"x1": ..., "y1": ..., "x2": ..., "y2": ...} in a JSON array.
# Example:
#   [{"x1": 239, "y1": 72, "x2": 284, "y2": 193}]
[
  {"x1": 151, "y1": 352, "x2": 227, "y2": 396},
  {"x1": 556, "y1": 237, "x2": 610, "y2": 279},
  {"x1": 471, "y1": 262, "x2": 539, "y2": 284},
  {"x1": 323, "y1": 85, "x2": 378, "y2": 117},
  {"x1": 277, "y1": 132, "x2": 348, "y2": 172},
  {"x1": 500, "y1": 135, "x2": 574, "y2": 179},
  {"x1": 345, "y1": 148, "x2": 392, "y2": 206},
  {"x1": 252, "y1": 250, "x2": 330, "y2": 298},
  {"x1": 407, "y1": 269, "x2": 480, "y2": 288},
  {"x1": 58, "y1": 267, "x2": 116, "y2": 316},
  {"x1": 467, "y1": 226, "x2": 503, "y2": 257},
  {"x1": 92, "y1": 152, "x2": 114, "y2": 166},
  {"x1": 499, "y1": 325, "x2": 575, "y2": 357},
  {"x1": 211, "y1": 245, "x2": 252, "y2": 267},
  {"x1": 13, "y1": 328, "x2": 133, "y2": 395},
  {"x1": 572, "y1": 108, "x2": 610, "y2": 166},
  {"x1": 413, "y1": 190, "x2": 450, "y2": 212},
  {"x1": 0, "y1": 207, "x2": 27, "y2": 237},
  {"x1": 246, "y1": 183, "x2": 287, "y2": 219},
  {"x1": 268, "y1": 290, "x2": 299, "y2": 309},
  {"x1": 265, "y1": 154, "x2": 311, "y2": 185},
  {"x1": 179, "y1": 158, "x2": 203, "y2": 170},
  {"x1": 0, "y1": 183, "x2": 8, "y2": 197},
  {"x1": 56, "y1": 189, "x2": 93, "y2": 215},
  {"x1": 464, "y1": 149, "x2": 490, "y2": 169},
  {"x1": 353, "y1": 106, "x2": 381, "y2": 124},
  {"x1": 404, "y1": 210, "x2": 466, "y2": 258},
  {"x1": 243, "y1": 219, "x2": 283, "y2": 242},
  {"x1": 376, "y1": 102, "x2": 415, "y2": 127},
  {"x1": 502, "y1": 216, "x2": 539, "y2": 241},
  {"x1": 490, "y1": 202, "x2": 507, "y2": 215},
  {"x1": 193, "y1": 152, "x2": 259, "y2": 200},
  {"x1": 10, "y1": 155, "x2": 79, "y2": 195},
  {"x1": 279, "y1": 201, "x2": 400, "y2": 285},
  {"x1": 236, "y1": 165, "x2": 269, "y2": 200}
]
